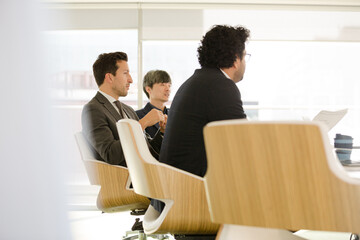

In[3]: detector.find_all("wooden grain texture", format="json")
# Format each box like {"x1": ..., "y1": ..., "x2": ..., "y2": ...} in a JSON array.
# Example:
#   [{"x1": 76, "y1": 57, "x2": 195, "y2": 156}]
[
  {"x1": 124, "y1": 121, "x2": 219, "y2": 234},
  {"x1": 203, "y1": 122, "x2": 360, "y2": 234},
  {"x1": 145, "y1": 164, "x2": 219, "y2": 234},
  {"x1": 75, "y1": 132, "x2": 149, "y2": 213},
  {"x1": 84, "y1": 160, "x2": 150, "y2": 213}
]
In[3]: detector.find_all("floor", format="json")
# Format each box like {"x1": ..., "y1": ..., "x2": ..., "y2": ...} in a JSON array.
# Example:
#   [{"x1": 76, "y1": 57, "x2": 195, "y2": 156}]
[
  {"x1": 68, "y1": 210, "x2": 355, "y2": 240},
  {"x1": 67, "y1": 183, "x2": 144, "y2": 240},
  {"x1": 69, "y1": 210, "x2": 138, "y2": 240},
  {"x1": 67, "y1": 177, "x2": 359, "y2": 240},
  {"x1": 69, "y1": 210, "x2": 176, "y2": 240}
]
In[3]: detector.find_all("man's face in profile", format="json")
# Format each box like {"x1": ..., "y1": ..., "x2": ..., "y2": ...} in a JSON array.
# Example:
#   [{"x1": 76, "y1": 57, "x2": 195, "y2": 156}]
[
  {"x1": 110, "y1": 60, "x2": 133, "y2": 97},
  {"x1": 233, "y1": 51, "x2": 247, "y2": 83}
]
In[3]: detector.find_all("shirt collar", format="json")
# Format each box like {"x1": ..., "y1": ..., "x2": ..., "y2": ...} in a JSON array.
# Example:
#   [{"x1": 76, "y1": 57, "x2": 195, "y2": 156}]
[
  {"x1": 147, "y1": 102, "x2": 168, "y2": 114},
  {"x1": 98, "y1": 90, "x2": 118, "y2": 104},
  {"x1": 220, "y1": 69, "x2": 231, "y2": 79}
]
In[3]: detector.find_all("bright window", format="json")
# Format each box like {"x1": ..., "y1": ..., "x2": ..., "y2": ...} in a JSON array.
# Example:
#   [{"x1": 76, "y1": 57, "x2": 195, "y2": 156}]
[
  {"x1": 142, "y1": 40, "x2": 200, "y2": 106},
  {"x1": 44, "y1": 29, "x2": 138, "y2": 106},
  {"x1": 244, "y1": 41, "x2": 360, "y2": 142}
]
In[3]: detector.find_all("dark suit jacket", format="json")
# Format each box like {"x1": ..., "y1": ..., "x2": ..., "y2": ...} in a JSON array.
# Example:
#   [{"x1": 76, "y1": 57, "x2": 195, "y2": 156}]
[
  {"x1": 81, "y1": 91, "x2": 162, "y2": 166},
  {"x1": 136, "y1": 102, "x2": 169, "y2": 138},
  {"x1": 159, "y1": 68, "x2": 247, "y2": 177}
]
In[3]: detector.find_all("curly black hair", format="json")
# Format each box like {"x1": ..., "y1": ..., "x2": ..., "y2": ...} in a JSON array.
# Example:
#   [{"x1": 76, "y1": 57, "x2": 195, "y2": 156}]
[
  {"x1": 93, "y1": 51, "x2": 128, "y2": 87},
  {"x1": 197, "y1": 25, "x2": 250, "y2": 68}
]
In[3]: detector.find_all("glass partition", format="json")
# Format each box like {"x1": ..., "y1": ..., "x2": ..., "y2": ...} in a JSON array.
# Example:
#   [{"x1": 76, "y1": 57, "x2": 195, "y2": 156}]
[{"x1": 44, "y1": 29, "x2": 138, "y2": 107}]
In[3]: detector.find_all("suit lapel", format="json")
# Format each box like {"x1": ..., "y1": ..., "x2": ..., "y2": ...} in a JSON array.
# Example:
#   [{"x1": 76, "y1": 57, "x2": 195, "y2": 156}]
[
  {"x1": 95, "y1": 92, "x2": 122, "y2": 121},
  {"x1": 122, "y1": 104, "x2": 131, "y2": 119},
  {"x1": 122, "y1": 102, "x2": 139, "y2": 120}
]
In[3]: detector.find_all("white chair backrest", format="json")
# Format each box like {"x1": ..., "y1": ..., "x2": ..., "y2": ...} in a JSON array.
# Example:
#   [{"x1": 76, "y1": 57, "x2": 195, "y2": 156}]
[
  {"x1": 74, "y1": 132, "x2": 97, "y2": 162},
  {"x1": 116, "y1": 119, "x2": 156, "y2": 197}
]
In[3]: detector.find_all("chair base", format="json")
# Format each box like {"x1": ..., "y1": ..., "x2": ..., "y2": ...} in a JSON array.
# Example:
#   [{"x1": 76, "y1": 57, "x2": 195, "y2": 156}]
[
  {"x1": 217, "y1": 224, "x2": 306, "y2": 240},
  {"x1": 123, "y1": 230, "x2": 171, "y2": 240},
  {"x1": 132, "y1": 218, "x2": 144, "y2": 231},
  {"x1": 131, "y1": 209, "x2": 147, "y2": 216}
]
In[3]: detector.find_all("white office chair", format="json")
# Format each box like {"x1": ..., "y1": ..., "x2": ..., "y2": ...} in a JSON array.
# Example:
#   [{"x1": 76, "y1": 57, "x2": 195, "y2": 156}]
[
  {"x1": 74, "y1": 132, "x2": 150, "y2": 213},
  {"x1": 74, "y1": 132, "x2": 158, "y2": 240},
  {"x1": 116, "y1": 119, "x2": 219, "y2": 236}
]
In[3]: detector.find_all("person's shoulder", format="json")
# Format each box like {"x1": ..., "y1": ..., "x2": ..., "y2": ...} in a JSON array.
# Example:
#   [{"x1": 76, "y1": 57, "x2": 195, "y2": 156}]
[
  {"x1": 136, "y1": 107, "x2": 146, "y2": 118},
  {"x1": 197, "y1": 68, "x2": 232, "y2": 88},
  {"x1": 83, "y1": 94, "x2": 101, "y2": 110},
  {"x1": 197, "y1": 67, "x2": 223, "y2": 77},
  {"x1": 194, "y1": 68, "x2": 228, "y2": 84},
  {"x1": 206, "y1": 71, "x2": 239, "y2": 98},
  {"x1": 135, "y1": 108, "x2": 144, "y2": 114}
]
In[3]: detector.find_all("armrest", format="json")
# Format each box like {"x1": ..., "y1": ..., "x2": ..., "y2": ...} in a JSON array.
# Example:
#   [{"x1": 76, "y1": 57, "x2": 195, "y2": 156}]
[{"x1": 84, "y1": 160, "x2": 150, "y2": 213}]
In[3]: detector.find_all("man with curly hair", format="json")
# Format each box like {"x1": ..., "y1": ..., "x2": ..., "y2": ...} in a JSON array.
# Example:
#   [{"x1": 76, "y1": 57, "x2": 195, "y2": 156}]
[{"x1": 160, "y1": 25, "x2": 250, "y2": 177}]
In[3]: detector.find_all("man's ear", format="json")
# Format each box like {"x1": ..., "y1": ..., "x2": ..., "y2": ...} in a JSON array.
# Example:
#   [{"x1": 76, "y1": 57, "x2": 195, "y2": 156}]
[
  {"x1": 145, "y1": 86, "x2": 152, "y2": 95},
  {"x1": 104, "y1": 73, "x2": 113, "y2": 84},
  {"x1": 233, "y1": 56, "x2": 241, "y2": 69}
]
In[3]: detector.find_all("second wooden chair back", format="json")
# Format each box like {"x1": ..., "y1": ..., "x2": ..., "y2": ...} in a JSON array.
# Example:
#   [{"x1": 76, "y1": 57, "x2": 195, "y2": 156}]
[{"x1": 116, "y1": 119, "x2": 219, "y2": 235}]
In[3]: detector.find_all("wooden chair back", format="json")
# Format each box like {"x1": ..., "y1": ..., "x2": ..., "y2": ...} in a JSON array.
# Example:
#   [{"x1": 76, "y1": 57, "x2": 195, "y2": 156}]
[
  {"x1": 203, "y1": 120, "x2": 360, "y2": 233},
  {"x1": 116, "y1": 119, "x2": 219, "y2": 234}
]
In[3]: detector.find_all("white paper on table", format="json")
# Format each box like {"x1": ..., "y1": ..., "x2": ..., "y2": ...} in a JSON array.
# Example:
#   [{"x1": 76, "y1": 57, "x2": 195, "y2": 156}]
[{"x1": 312, "y1": 109, "x2": 348, "y2": 131}]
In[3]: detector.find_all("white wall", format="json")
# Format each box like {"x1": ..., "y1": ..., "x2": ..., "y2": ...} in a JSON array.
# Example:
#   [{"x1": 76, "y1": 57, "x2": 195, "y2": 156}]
[{"x1": 0, "y1": 0, "x2": 71, "y2": 239}]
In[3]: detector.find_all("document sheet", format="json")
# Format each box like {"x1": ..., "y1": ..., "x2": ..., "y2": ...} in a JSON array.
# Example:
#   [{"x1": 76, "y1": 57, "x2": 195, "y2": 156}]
[{"x1": 312, "y1": 109, "x2": 348, "y2": 131}]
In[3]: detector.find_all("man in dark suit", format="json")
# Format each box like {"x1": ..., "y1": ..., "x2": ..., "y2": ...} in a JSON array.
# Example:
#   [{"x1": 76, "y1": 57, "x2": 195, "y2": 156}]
[
  {"x1": 82, "y1": 52, "x2": 166, "y2": 166},
  {"x1": 160, "y1": 25, "x2": 250, "y2": 177},
  {"x1": 136, "y1": 70, "x2": 171, "y2": 138}
]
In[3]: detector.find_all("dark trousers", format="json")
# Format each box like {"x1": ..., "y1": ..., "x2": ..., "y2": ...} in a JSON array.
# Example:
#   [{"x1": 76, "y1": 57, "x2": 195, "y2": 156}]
[{"x1": 150, "y1": 199, "x2": 165, "y2": 213}]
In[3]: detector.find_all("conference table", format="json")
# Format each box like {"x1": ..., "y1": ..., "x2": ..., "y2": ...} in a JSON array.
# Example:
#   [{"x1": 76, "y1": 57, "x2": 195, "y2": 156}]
[{"x1": 340, "y1": 146, "x2": 360, "y2": 178}]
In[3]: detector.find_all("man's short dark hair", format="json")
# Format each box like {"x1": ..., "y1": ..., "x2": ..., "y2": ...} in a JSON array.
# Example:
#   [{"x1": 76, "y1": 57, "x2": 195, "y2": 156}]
[
  {"x1": 197, "y1": 25, "x2": 250, "y2": 68},
  {"x1": 92, "y1": 51, "x2": 128, "y2": 87},
  {"x1": 143, "y1": 70, "x2": 172, "y2": 99}
]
